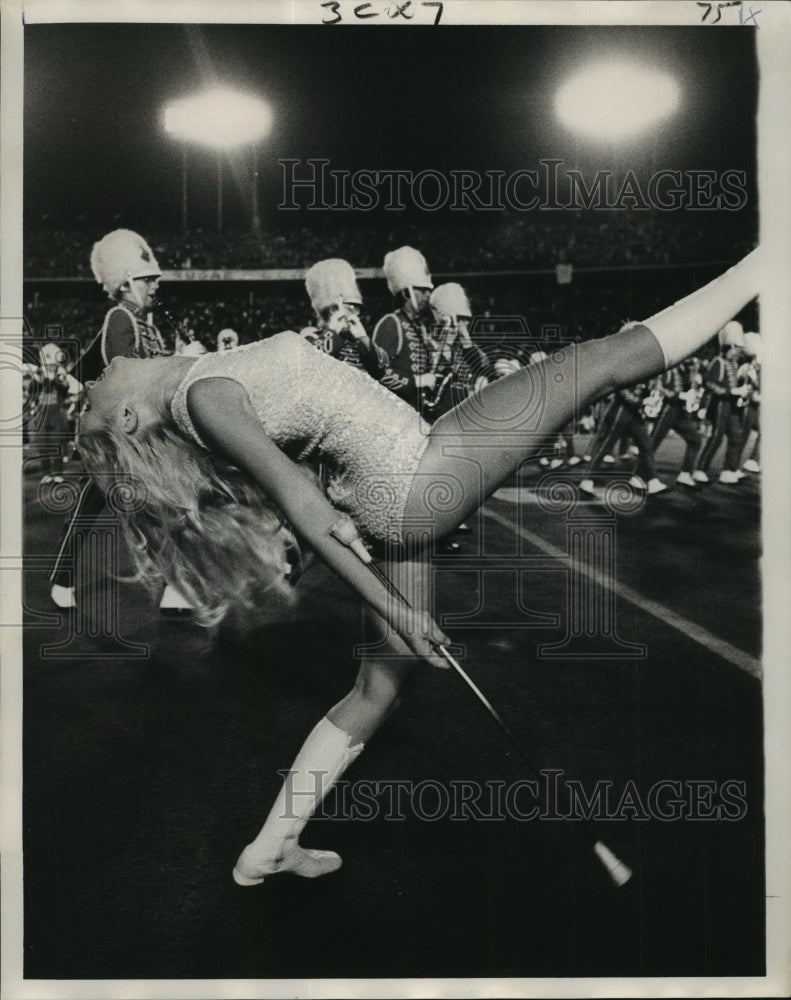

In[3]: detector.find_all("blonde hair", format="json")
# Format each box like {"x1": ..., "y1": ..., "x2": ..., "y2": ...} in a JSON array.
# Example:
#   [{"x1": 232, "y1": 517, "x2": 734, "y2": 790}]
[{"x1": 78, "y1": 420, "x2": 298, "y2": 628}]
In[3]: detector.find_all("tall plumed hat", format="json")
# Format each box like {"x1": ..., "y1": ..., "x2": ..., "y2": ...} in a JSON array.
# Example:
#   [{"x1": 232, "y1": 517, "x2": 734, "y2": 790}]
[
  {"x1": 717, "y1": 319, "x2": 745, "y2": 348},
  {"x1": 39, "y1": 341, "x2": 67, "y2": 368},
  {"x1": 305, "y1": 259, "x2": 363, "y2": 313},
  {"x1": 90, "y1": 229, "x2": 161, "y2": 298},
  {"x1": 430, "y1": 283, "x2": 471, "y2": 320},
  {"x1": 217, "y1": 328, "x2": 240, "y2": 351},
  {"x1": 743, "y1": 331, "x2": 762, "y2": 361},
  {"x1": 382, "y1": 246, "x2": 433, "y2": 295}
]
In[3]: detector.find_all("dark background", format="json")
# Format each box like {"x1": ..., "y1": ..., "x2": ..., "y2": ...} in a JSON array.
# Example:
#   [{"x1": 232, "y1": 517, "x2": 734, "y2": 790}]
[{"x1": 24, "y1": 24, "x2": 757, "y2": 231}]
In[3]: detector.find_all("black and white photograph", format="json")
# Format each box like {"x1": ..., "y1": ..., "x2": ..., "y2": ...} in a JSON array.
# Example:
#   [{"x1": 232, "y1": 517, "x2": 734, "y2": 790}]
[{"x1": 2, "y1": 0, "x2": 790, "y2": 997}]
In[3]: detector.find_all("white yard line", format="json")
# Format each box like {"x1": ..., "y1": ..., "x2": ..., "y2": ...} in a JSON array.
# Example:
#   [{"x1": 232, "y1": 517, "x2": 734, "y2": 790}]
[{"x1": 484, "y1": 502, "x2": 762, "y2": 680}]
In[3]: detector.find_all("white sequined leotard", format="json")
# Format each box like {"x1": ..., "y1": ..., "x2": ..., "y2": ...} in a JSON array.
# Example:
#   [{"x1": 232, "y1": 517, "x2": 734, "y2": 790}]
[{"x1": 170, "y1": 332, "x2": 431, "y2": 543}]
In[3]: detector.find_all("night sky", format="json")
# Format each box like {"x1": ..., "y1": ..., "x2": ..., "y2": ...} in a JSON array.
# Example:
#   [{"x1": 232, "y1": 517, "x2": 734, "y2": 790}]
[{"x1": 24, "y1": 23, "x2": 758, "y2": 232}]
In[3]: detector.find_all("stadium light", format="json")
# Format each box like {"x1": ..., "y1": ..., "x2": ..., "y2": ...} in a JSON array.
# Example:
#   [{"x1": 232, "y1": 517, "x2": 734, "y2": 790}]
[
  {"x1": 163, "y1": 88, "x2": 273, "y2": 149},
  {"x1": 163, "y1": 89, "x2": 274, "y2": 233},
  {"x1": 555, "y1": 63, "x2": 680, "y2": 140}
]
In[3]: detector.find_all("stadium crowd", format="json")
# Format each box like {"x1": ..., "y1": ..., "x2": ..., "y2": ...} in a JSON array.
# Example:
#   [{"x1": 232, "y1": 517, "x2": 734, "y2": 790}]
[{"x1": 25, "y1": 208, "x2": 755, "y2": 277}]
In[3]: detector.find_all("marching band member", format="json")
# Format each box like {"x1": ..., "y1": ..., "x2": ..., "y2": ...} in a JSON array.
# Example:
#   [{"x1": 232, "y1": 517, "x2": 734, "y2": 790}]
[
  {"x1": 34, "y1": 342, "x2": 72, "y2": 485},
  {"x1": 424, "y1": 281, "x2": 494, "y2": 421},
  {"x1": 372, "y1": 254, "x2": 466, "y2": 549},
  {"x1": 425, "y1": 282, "x2": 496, "y2": 540},
  {"x1": 371, "y1": 245, "x2": 437, "y2": 415},
  {"x1": 217, "y1": 328, "x2": 240, "y2": 352},
  {"x1": 739, "y1": 331, "x2": 761, "y2": 474},
  {"x1": 694, "y1": 320, "x2": 749, "y2": 484},
  {"x1": 48, "y1": 229, "x2": 189, "y2": 612},
  {"x1": 580, "y1": 381, "x2": 668, "y2": 496},
  {"x1": 300, "y1": 258, "x2": 391, "y2": 378},
  {"x1": 74, "y1": 250, "x2": 761, "y2": 887},
  {"x1": 649, "y1": 358, "x2": 704, "y2": 488}
]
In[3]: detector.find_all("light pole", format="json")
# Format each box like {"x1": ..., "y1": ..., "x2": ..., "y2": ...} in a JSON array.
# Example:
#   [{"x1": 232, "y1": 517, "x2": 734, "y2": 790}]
[
  {"x1": 163, "y1": 88, "x2": 274, "y2": 234},
  {"x1": 181, "y1": 144, "x2": 188, "y2": 234},
  {"x1": 217, "y1": 153, "x2": 223, "y2": 233},
  {"x1": 251, "y1": 145, "x2": 261, "y2": 235}
]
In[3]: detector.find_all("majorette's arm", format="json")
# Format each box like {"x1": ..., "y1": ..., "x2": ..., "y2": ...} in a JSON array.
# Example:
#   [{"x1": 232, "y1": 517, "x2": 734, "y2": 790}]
[{"x1": 186, "y1": 376, "x2": 450, "y2": 668}]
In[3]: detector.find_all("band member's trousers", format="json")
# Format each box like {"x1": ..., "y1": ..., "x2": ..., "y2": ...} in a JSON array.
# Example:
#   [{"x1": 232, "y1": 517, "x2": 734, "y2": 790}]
[
  {"x1": 650, "y1": 403, "x2": 702, "y2": 473},
  {"x1": 48, "y1": 477, "x2": 107, "y2": 588},
  {"x1": 586, "y1": 401, "x2": 657, "y2": 482},
  {"x1": 697, "y1": 399, "x2": 745, "y2": 474},
  {"x1": 740, "y1": 403, "x2": 760, "y2": 464}
]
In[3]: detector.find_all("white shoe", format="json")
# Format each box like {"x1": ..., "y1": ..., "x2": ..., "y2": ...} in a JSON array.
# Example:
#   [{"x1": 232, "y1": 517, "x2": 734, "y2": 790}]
[
  {"x1": 734, "y1": 469, "x2": 747, "y2": 480},
  {"x1": 159, "y1": 583, "x2": 193, "y2": 611},
  {"x1": 647, "y1": 478, "x2": 668, "y2": 495},
  {"x1": 692, "y1": 470, "x2": 710, "y2": 483},
  {"x1": 50, "y1": 583, "x2": 76, "y2": 609},
  {"x1": 718, "y1": 470, "x2": 739, "y2": 484},
  {"x1": 549, "y1": 458, "x2": 564, "y2": 469},
  {"x1": 742, "y1": 459, "x2": 760, "y2": 474},
  {"x1": 538, "y1": 457, "x2": 550, "y2": 468},
  {"x1": 233, "y1": 844, "x2": 342, "y2": 887},
  {"x1": 579, "y1": 478, "x2": 595, "y2": 494},
  {"x1": 628, "y1": 475, "x2": 647, "y2": 490},
  {"x1": 602, "y1": 454, "x2": 616, "y2": 465},
  {"x1": 566, "y1": 456, "x2": 581, "y2": 467},
  {"x1": 676, "y1": 471, "x2": 697, "y2": 488}
]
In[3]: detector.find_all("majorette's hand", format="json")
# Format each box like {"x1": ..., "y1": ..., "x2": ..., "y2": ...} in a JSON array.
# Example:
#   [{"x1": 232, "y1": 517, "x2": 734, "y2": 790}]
[{"x1": 393, "y1": 606, "x2": 452, "y2": 669}]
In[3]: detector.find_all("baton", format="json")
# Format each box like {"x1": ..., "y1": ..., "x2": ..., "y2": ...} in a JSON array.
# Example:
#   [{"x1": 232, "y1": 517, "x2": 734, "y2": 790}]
[{"x1": 329, "y1": 518, "x2": 633, "y2": 889}]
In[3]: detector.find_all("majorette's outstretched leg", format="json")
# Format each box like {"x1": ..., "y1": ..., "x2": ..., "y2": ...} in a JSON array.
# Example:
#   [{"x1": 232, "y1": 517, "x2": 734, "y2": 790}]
[{"x1": 406, "y1": 249, "x2": 762, "y2": 537}]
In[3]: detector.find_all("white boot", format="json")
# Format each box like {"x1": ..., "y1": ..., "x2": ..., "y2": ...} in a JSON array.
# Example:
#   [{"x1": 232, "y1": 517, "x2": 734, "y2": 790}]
[
  {"x1": 676, "y1": 471, "x2": 697, "y2": 488},
  {"x1": 692, "y1": 470, "x2": 710, "y2": 483},
  {"x1": 644, "y1": 249, "x2": 762, "y2": 369},
  {"x1": 647, "y1": 478, "x2": 668, "y2": 495},
  {"x1": 232, "y1": 717, "x2": 364, "y2": 886}
]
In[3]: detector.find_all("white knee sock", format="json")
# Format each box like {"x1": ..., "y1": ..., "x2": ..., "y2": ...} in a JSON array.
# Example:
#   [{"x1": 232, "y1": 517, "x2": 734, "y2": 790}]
[
  {"x1": 643, "y1": 248, "x2": 762, "y2": 369},
  {"x1": 233, "y1": 716, "x2": 363, "y2": 884}
]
